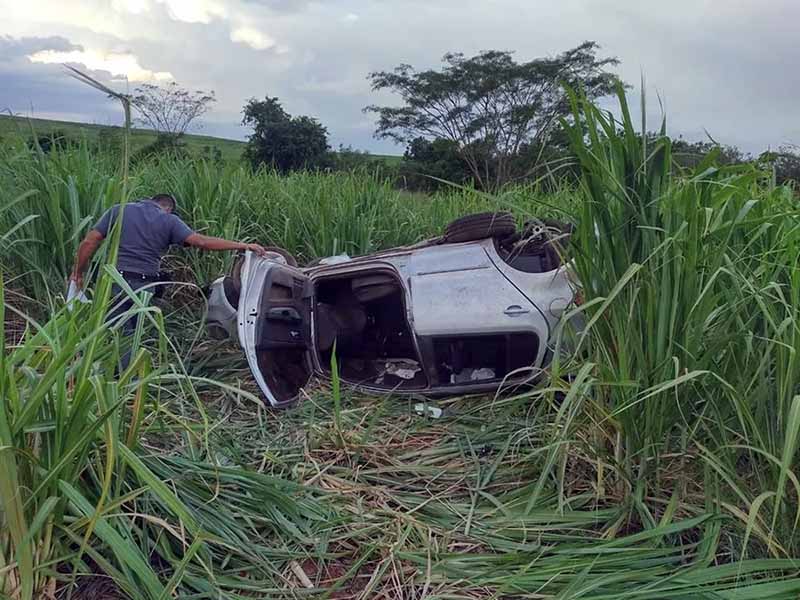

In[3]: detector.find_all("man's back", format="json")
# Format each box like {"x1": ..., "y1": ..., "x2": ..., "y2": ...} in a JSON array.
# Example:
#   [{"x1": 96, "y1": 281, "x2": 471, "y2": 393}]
[
  {"x1": 72, "y1": 192, "x2": 264, "y2": 295},
  {"x1": 94, "y1": 200, "x2": 193, "y2": 275}
]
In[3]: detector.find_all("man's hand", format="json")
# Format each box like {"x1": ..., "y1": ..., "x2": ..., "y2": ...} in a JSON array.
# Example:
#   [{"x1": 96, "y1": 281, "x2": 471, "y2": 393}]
[
  {"x1": 69, "y1": 229, "x2": 104, "y2": 292},
  {"x1": 243, "y1": 243, "x2": 268, "y2": 257},
  {"x1": 185, "y1": 233, "x2": 269, "y2": 256}
]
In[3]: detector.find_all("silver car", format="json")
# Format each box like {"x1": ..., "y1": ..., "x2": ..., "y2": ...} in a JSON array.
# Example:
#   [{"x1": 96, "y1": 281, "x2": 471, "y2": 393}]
[{"x1": 206, "y1": 213, "x2": 576, "y2": 408}]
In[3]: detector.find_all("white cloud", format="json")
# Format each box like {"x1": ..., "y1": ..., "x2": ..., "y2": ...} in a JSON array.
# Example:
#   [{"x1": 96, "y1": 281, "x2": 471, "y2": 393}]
[
  {"x1": 28, "y1": 48, "x2": 173, "y2": 82},
  {"x1": 230, "y1": 26, "x2": 275, "y2": 50},
  {"x1": 111, "y1": 0, "x2": 150, "y2": 15},
  {"x1": 110, "y1": 0, "x2": 226, "y2": 25},
  {"x1": 342, "y1": 13, "x2": 359, "y2": 23},
  {"x1": 159, "y1": 0, "x2": 226, "y2": 24},
  {"x1": 0, "y1": 0, "x2": 133, "y2": 38}
]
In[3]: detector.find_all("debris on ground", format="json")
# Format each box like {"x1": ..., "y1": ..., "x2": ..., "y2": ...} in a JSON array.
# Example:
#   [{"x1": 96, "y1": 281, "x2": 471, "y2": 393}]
[
  {"x1": 375, "y1": 358, "x2": 421, "y2": 384},
  {"x1": 414, "y1": 402, "x2": 443, "y2": 418},
  {"x1": 450, "y1": 367, "x2": 495, "y2": 384},
  {"x1": 384, "y1": 358, "x2": 421, "y2": 380}
]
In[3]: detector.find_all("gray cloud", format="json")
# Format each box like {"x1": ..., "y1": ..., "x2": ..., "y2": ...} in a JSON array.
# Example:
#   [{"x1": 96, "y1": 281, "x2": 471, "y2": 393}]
[
  {"x1": 0, "y1": 35, "x2": 81, "y2": 56},
  {"x1": 1, "y1": 36, "x2": 123, "y2": 125}
]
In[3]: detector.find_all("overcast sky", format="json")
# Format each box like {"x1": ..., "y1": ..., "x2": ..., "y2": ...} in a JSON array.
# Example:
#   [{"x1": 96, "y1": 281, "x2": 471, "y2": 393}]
[{"x1": 1, "y1": 0, "x2": 797, "y2": 155}]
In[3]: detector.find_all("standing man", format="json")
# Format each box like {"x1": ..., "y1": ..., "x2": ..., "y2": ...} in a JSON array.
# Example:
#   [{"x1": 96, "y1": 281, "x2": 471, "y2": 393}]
[{"x1": 69, "y1": 193, "x2": 267, "y2": 367}]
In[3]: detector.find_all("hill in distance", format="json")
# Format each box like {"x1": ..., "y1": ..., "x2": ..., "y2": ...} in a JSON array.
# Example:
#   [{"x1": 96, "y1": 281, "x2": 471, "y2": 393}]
[
  {"x1": 0, "y1": 114, "x2": 402, "y2": 165},
  {"x1": 0, "y1": 114, "x2": 247, "y2": 162}
]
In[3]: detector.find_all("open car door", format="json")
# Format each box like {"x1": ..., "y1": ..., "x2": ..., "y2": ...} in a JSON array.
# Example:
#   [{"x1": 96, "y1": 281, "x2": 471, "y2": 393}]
[{"x1": 237, "y1": 252, "x2": 313, "y2": 408}]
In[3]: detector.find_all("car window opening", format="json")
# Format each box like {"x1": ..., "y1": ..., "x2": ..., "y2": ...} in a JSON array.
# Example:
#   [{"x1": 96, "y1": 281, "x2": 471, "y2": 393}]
[
  {"x1": 315, "y1": 273, "x2": 427, "y2": 389},
  {"x1": 496, "y1": 223, "x2": 570, "y2": 274},
  {"x1": 430, "y1": 333, "x2": 539, "y2": 385}
]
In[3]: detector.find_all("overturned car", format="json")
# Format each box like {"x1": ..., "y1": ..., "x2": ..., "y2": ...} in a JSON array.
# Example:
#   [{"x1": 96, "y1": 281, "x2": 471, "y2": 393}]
[{"x1": 206, "y1": 212, "x2": 577, "y2": 408}]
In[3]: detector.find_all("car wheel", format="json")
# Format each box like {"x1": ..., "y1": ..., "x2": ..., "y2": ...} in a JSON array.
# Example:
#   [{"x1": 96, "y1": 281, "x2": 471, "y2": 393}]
[
  {"x1": 222, "y1": 275, "x2": 241, "y2": 309},
  {"x1": 263, "y1": 246, "x2": 298, "y2": 267},
  {"x1": 443, "y1": 212, "x2": 516, "y2": 244},
  {"x1": 223, "y1": 247, "x2": 297, "y2": 310},
  {"x1": 222, "y1": 254, "x2": 247, "y2": 309}
]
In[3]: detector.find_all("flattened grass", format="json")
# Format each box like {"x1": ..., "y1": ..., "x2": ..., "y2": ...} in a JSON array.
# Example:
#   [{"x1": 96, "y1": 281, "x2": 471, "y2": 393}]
[{"x1": 184, "y1": 371, "x2": 800, "y2": 598}]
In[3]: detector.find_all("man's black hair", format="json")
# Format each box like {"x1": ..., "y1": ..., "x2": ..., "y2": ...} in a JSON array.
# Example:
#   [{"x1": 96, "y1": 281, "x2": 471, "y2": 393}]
[{"x1": 151, "y1": 193, "x2": 177, "y2": 211}]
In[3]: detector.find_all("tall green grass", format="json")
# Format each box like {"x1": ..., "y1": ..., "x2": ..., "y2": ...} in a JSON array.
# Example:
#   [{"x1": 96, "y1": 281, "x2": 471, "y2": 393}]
[
  {"x1": 0, "y1": 267, "x2": 327, "y2": 598},
  {"x1": 2, "y1": 101, "x2": 331, "y2": 596},
  {"x1": 556, "y1": 86, "x2": 800, "y2": 556},
  {"x1": 0, "y1": 136, "x2": 573, "y2": 300},
  {"x1": 0, "y1": 139, "x2": 122, "y2": 302},
  {"x1": 2, "y1": 89, "x2": 800, "y2": 597}
]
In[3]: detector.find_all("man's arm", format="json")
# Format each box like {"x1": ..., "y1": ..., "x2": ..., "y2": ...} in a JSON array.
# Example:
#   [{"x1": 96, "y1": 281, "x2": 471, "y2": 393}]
[
  {"x1": 184, "y1": 233, "x2": 267, "y2": 256},
  {"x1": 70, "y1": 229, "x2": 105, "y2": 287}
]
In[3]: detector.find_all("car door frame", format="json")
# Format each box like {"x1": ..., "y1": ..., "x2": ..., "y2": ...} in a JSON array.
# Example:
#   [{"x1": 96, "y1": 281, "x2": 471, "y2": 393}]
[{"x1": 238, "y1": 252, "x2": 313, "y2": 408}]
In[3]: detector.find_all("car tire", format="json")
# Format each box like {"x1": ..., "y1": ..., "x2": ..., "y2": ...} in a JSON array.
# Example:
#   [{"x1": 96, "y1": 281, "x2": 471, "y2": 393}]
[
  {"x1": 223, "y1": 247, "x2": 297, "y2": 310},
  {"x1": 263, "y1": 246, "x2": 298, "y2": 267},
  {"x1": 222, "y1": 275, "x2": 241, "y2": 309},
  {"x1": 443, "y1": 212, "x2": 516, "y2": 244}
]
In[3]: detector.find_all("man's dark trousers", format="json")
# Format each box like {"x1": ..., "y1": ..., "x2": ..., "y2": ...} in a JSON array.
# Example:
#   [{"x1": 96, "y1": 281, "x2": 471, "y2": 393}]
[{"x1": 109, "y1": 275, "x2": 156, "y2": 372}]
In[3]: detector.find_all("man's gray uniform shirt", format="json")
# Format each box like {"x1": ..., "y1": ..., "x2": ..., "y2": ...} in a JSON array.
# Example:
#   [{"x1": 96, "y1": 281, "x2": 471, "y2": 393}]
[{"x1": 93, "y1": 200, "x2": 194, "y2": 275}]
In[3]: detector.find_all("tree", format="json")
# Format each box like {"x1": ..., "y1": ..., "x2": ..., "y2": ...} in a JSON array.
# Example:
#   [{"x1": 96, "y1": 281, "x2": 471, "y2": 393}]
[
  {"x1": 242, "y1": 96, "x2": 330, "y2": 172},
  {"x1": 672, "y1": 138, "x2": 748, "y2": 169},
  {"x1": 132, "y1": 134, "x2": 189, "y2": 164},
  {"x1": 366, "y1": 41, "x2": 621, "y2": 189},
  {"x1": 756, "y1": 145, "x2": 800, "y2": 188},
  {"x1": 331, "y1": 144, "x2": 375, "y2": 172},
  {"x1": 132, "y1": 81, "x2": 216, "y2": 138},
  {"x1": 400, "y1": 137, "x2": 472, "y2": 190},
  {"x1": 29, "y1": 129, "x2": 75, "y2": 153}
]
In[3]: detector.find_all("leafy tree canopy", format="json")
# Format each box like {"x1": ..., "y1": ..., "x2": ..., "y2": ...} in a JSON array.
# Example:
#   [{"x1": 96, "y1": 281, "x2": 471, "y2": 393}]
[
  {"x1": 401, "y1": 137, "x2": 471, "y2": 190},
  {"x1": 672, "y1": 137, "x2": 749, "y2": 168},
  {"x1": 366, "y1": 41, "x2": 622, "y2": 189},
  {"x1": 759, "y1": 145, "x2": 800, "y2": 187},
  {"x1": 242, "y1": 96, "x2": 330, "y2": 173},
  {"x1": 132, "y1": 82, "x2": 216, "y2": 138}
]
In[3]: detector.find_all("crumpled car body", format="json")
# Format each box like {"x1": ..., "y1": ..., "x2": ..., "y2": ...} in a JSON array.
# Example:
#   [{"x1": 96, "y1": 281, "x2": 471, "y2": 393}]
[{"x1": 207, "y1": 229, "x2": 577, "y2": 408}]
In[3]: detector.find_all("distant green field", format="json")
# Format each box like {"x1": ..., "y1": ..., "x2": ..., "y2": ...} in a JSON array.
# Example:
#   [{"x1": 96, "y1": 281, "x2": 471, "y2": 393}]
[
  {"x1": 0, "y1": 114, "x2": 243, "y2": 162},
  {"x1": 371, "y1": 153, "x2": 403, "y2": 165},
  {"x1": 0, "y1": 114, "x2": 402, "y2": 165}
]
